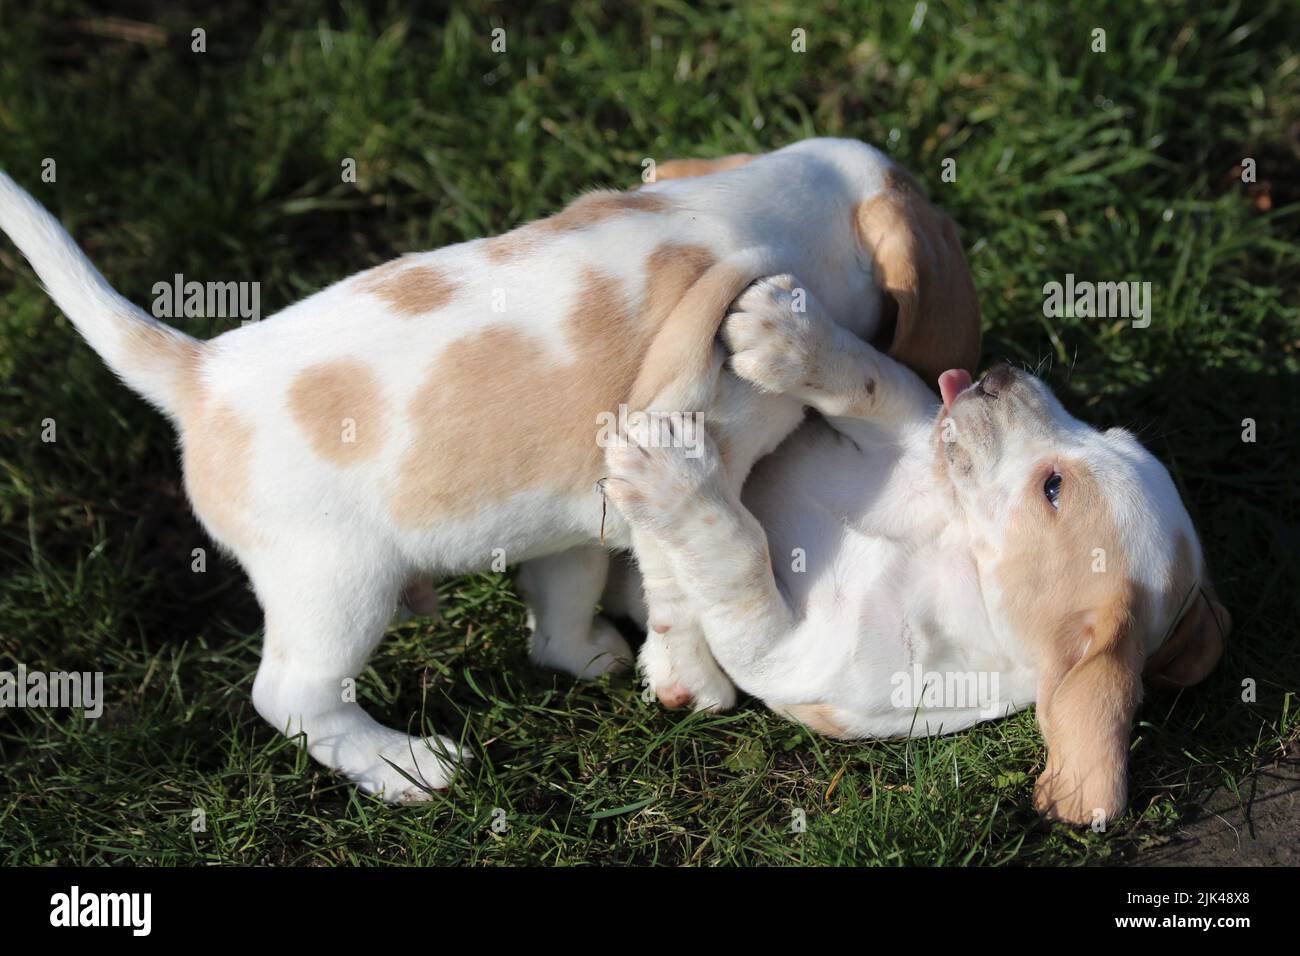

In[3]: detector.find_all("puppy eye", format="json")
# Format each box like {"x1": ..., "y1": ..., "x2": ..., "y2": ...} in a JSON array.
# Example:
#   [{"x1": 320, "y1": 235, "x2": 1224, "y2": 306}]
[{"x1": 1044, "y1": 472, "x2": 1062, "y2": 509}]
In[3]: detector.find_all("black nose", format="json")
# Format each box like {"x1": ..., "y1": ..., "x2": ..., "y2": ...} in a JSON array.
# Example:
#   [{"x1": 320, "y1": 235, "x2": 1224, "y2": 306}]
[{"x1": 978, "y1": 362, "x2": 1016, "y2": 397}]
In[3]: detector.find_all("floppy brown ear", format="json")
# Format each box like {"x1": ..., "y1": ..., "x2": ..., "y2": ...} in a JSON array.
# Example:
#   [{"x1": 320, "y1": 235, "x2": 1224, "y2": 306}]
[
  {"x1": 651, "y1": 154, "x2": 755, "y2": 182},
  {"x1": 854, "y1": 168, "x2": 981, "y2": 384},
  {"x1": 1033, "y1": 594, "x2": 1144, "y2": 826},
  {"x1": 1144, "y1": 592, "x2": 1230, "y2": 688}
]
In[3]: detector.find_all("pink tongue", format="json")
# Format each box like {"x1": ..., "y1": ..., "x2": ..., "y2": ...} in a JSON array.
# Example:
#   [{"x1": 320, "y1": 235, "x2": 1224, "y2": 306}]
[{"x1": 938, "y1": 369, "x2": 973, "y2": 409}]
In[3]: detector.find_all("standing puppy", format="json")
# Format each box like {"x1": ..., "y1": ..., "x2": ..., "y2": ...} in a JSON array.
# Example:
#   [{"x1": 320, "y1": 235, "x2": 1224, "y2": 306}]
[{"x1": 0, "y1": 138, "x2": 977, "y2": 799}]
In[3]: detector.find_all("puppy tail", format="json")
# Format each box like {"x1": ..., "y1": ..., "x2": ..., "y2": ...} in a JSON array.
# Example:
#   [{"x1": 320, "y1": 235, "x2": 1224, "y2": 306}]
[{"x1": 0, "y1": 170, "x2": 203, "y2": 421}]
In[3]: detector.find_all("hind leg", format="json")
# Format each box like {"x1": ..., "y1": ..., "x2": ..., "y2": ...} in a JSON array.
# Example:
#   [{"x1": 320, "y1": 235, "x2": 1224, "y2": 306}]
[
  {"x1": 600, "y1": 546, "x2": 734, "y2": 710},
  {"x1": 517, "y1": 545, "x2": 632, "y2": 678},
  {"x1": 248, "y1": 546, "x2": 464, "y2": 802},
  {"x1": 605, "y1": 384, "x2": 738, "y2": 712},
  {"x1": 630, "y1": 533, "x2": 737, "y2": 712}
]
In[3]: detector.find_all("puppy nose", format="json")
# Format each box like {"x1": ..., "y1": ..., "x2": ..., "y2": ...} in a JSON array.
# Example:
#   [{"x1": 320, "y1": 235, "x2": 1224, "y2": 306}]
[{"x1": 978, "y1": 362, "x2": 1016, "y2": 397}]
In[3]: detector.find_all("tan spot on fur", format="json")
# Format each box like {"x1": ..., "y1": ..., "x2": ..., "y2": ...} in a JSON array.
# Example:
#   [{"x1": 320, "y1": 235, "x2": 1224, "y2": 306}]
[
  {"x1": 652, "y1": 154, "x2": 755, "y2": 181},
  {"x1": 127, "y1": 319, "x2": 255, "y2": 547},
  {"x1": 642, "y1": 243, "x2": 718, "y2": 324},
  {"x1": 288, "y1": 359, "x2": 390, "y2": 466},
  {"x1": 119, "y1": 313, "x2": 206, "y2": 418},
  {"x1": 628, "y1": 249, "x2": 757, "y2": 410},
  {"x1": 389, "y1": 260, "x2": 670, "y2": 525},
  {"x1": 483, "y1": 190, "x2": 671, "y2": 263},
  {"x1": 126, "y1": 325, "x2": 259, "y2": 547},
  {"x1": 354, "y1": 258, "x2": 459, "y2": 317},
  {"x1": 183, "y1": 403, "x2": 261, "y2": 548},
  {"x1": 992, "y1": 464, "x2": 1145, "y2": 824},
  {"x1": 384, "y1": 241, "x2": 752, "y2": 527},
  {"x1": 855, "y1": 167, "x2": 981, "y2": 383},
  {"x1": 994, "y1": 465, "x2": 1130, "y2": 663},
  {"x1": 1030, "y1": 583, "x2": 1144, "y2": 825},
  {"x1": 783, "y1": 703, "x2": 853, "y2": 738}
]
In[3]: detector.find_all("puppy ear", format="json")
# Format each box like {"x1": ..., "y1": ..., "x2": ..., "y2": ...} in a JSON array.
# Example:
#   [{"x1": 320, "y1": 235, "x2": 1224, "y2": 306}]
[
  {"x1": 854, "y1": 168, "x2": 981, "y2": 384},
  {"x1": 650, "y1": 154, "x2": 755, "y2": 181},
  {"x1": 1144, "y1": 591, "x2": 1230, "y2": 688},
  {"x1": 1033, "y1": 593, "x2": 1144, "y2": 827}
]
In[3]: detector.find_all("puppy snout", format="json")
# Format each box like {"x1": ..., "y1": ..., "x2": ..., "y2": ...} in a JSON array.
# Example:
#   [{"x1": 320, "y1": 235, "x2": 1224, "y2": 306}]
[{"x1": 977, "y1": 362, "x2": 1017, "y2": 398}]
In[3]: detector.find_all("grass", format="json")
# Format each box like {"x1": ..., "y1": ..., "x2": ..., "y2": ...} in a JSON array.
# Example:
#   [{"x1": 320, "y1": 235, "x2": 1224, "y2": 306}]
[{"x1": 0, "y1": 0, "x2": 1297, "y2": 865}]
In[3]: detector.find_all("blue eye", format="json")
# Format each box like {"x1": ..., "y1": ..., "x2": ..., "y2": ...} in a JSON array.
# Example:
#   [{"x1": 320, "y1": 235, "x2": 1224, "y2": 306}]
[{"x1": 1044, "y1": 473, "x2": 1062, "y2": 509}]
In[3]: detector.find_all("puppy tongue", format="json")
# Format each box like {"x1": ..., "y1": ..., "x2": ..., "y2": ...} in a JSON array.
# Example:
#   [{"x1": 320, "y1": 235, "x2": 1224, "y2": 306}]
[{"x1": 938, "y1": 369, "x2": 973, "y2": 409}]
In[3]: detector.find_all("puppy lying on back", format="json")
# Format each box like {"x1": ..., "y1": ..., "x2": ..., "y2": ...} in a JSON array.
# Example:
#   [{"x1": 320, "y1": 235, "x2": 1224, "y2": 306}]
[
  {"x1": 0, "y1": 138, "x2": 979, "y2": 800},
  {"x1": 604, "y1": 286, "x2": 1229, "y2": 825}
]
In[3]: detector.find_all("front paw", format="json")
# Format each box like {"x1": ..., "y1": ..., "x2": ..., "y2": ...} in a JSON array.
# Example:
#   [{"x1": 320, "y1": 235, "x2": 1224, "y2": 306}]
[
  {"x1": 1033, "y1": 763, "x2": 1126, "y2": 828},
  {"x1": 603, "y1": 414, "x2": 724, "y2": 532},
  {"x1": 722, "y1": 274, "x2": 828, "y2": 396}
]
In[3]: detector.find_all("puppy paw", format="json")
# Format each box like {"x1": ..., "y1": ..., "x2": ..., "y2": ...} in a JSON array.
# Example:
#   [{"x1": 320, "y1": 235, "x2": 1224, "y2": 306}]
[
  {"x1": 1033, "y1": 765, "x2": 1126, "y2": 828},
  {"x1": 639, "y1": 630, "x2": 737, "y2": 714},
  {"x1": 350, "y1": 732, "x2": 467, "y2": 803},
  {"x1": 723, "y1": 274, "x2": 828, "y2": 396},
  {"x1": 603, "y1": 415, "x2": 724, "y2": 531},
  {"x1": 529, "y1": 615, "x2": 634, "y2": 679}
]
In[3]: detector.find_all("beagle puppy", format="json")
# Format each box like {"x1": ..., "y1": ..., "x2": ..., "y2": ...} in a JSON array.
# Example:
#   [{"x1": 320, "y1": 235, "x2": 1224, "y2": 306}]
[
  {"x1": 0, "y1": 138, "x2": 978, "y2": 800},
  {"x1": 604, "y1": 286, "x2": 1229, "y2": 826}
]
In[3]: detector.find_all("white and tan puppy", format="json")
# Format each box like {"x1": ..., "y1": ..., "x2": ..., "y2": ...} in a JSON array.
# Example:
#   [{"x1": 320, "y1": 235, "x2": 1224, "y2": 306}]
[
  {"x1": 605, "y1": 294, "x2": 1229, "y2": 826},
  {"x1": 0, "y1": 138, "x2": 978, "y2": 800}
]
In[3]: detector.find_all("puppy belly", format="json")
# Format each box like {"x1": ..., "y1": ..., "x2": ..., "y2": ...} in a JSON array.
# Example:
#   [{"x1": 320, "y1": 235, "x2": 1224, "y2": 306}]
[{"x1": 389, "y1": 485, "x2": 627, "y2": 574}]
